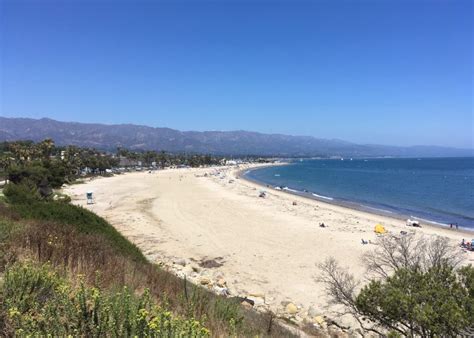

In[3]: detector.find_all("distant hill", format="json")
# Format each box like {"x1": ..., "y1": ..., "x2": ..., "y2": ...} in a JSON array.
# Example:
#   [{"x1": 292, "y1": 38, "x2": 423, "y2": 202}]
[{"x1": 1, "y1": 117, "x2": 472, "y2": 157}]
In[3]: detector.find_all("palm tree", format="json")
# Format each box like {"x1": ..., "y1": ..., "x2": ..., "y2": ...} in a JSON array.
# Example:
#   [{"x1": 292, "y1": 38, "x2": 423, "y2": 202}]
[{"x1": 37, "y1": 138, "x2": 55, "y2": 160}]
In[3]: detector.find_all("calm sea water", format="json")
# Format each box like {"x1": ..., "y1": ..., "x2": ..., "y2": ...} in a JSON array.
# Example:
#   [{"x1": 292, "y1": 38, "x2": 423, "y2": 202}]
[{"x1": 245, "y1": 158, "x2": 474, "y2": 229}]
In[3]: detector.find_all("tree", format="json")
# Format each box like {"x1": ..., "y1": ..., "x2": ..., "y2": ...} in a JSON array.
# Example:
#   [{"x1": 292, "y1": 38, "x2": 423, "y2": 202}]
[
  {"x1": 318, "y1": 235, "x2": 474, "y2": 336},
  {"x1": 37, "y1": 138, "x2": 55, "y2": 160}
]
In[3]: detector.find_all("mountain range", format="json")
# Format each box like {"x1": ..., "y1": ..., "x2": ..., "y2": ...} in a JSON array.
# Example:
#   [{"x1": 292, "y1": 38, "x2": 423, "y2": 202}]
[{"x1": 0, "y1": 117, "x2": 472, "y2": 158}]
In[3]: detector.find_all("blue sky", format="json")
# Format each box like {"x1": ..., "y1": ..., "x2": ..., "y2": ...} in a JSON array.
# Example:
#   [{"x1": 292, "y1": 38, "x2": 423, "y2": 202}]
[{"x1": 1, "y1": 0, "x2": 472, "y2": 148}]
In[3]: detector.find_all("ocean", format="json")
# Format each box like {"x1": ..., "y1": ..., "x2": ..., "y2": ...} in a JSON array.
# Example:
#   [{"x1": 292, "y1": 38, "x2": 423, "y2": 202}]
[{"x1": 244, "y1": 157, "x2": 474, "y2": 230}]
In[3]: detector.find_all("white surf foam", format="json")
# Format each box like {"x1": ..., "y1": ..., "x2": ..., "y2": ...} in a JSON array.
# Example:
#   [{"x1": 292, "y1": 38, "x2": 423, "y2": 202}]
[
  {"x1": 365, "y1": 206, "x2": 394, "y2": 214},
  {"x1": 312, "y1": 193, "x2": 334, "y2": 201},
  {"x1": 283, "y1": 187, "x2": 299, "y2": 193}
]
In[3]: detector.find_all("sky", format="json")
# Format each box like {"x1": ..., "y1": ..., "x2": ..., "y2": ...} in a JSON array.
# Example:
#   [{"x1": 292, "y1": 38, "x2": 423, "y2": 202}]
[{"x1": 0, "y1": 0, "x2": 472, "y2": 148}]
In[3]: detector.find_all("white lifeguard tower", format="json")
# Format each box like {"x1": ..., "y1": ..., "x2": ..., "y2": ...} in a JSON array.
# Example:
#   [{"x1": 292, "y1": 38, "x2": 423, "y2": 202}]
[{"x1": 86, "y1": 191, "x2": 94, "y2": 205}]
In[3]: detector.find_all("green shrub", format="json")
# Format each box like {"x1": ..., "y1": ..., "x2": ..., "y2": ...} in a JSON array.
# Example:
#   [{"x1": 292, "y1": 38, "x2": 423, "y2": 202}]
[
  {"x1": 2, "y1": 262, "x2": 210, "y2": 337},
  {"x1": 3, "y1": 181, "x2": 40, "y2": 204},
  {"x1": 8, "y1": 162, "x2": 67, "y2": 189},
  {"x1": 355, "y1": 265, "x2": 473, "y2": 336},
  {"x1": 7, "y1": 164, "x2": 49, "y2": 186}
]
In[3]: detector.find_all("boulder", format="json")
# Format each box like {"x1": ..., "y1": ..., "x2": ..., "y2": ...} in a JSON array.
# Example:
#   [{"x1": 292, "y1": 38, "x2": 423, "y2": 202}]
[
  {"x1": 200, "y1": 277, "x2": 211, "y2": 285},
  {"x1": 175, "y1": 258, "x2": 187, "y2": 266},
  {"x1": 286, "y1": 303, "x2": 298, "y2": 315},
  {"x1": 313, "y1": 315, "x2": 325, "y2": 325},
  {"x1": 216, "y1": 278, "x2": 226, "y2": 287}
]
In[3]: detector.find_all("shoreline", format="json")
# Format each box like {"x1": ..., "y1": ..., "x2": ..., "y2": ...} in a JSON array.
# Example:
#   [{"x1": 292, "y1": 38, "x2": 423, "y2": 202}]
[{"x1": 239, "y1": 163, "x2": 474, "y2": 236}]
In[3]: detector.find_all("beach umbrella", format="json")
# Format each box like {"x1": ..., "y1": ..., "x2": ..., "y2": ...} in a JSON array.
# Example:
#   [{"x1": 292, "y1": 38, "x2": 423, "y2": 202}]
[{"x1": 374, "y1": 224, "x2": 387, "y2": 234}]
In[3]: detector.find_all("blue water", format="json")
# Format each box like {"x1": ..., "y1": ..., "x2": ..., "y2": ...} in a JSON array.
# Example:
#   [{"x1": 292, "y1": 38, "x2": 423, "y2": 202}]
[{"x1": 245, "y1": 158, "x2": 474, "y2": 229}]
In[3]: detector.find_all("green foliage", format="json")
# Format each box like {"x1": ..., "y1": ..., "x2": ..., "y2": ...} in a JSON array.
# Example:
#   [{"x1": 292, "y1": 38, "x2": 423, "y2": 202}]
[
  {"x1": 42, "y1": 160, "x2": 68, "y2": 188},
  {"x1": 7, "y1": 164, "x2": 49, "y2": 186},
  {"x1": 2, "y1": 262, "x2": 210, "y2": 337},
  {"x1": 211, "y1": 297, "x2": 244, "y2": 329},
  {"x1": 459, "y1": 265, "x2": 474, "y2": 318},
  {"x1": 11, "y1": 200, "x2": 146, "y2": 263},
  {"x1": 355, "y1": 265, "x2": 474, "y2": 336},
  {"x1": 8, "y1": 162, "x2": 67, "y2": 189},
  {"x1": 3, "y1": 180, "x2": 41, "y2": 204}
]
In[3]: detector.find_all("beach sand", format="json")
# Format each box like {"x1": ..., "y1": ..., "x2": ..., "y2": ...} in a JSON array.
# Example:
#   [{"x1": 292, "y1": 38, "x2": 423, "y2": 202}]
[{"x1": 64, "y1": 164, "x2": 474, "y2": 328}]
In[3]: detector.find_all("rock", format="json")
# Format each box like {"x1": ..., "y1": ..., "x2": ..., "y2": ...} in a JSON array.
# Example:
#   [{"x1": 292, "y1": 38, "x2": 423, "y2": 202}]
[
  {"x1": 213, "y1": 271, "x2": 224, "y2": 279},
  {"x1": 248, "y1": 292, "x2": 265, "y2": 298},
  {"x1": 235, "y1": 297, "x2": 255, "y2": 309},
  {"x1": 328, "y1": 327, "x2": 346, "y2": 337},
  {"x1": 247, "y1": 295, "x2": 265, "y2": 307},
  {"x1": 183, "y1": 265, "x2": 194, "y2": 275},
  {"x1": 230, "y1": 296, "x2": 254, "y2": 307},
  {"x1": 200, "y1": 277, "x2": 211, "y2": 285},
  {"x1": 216, "y1": 278, "x2": 226, "y2": 287},
  {"x1": 175, "y1": 258, "x2": 187, "y2": 266},
  {"x1": 307, "y1": 306, "x2": 318, "y2": 318},
  {"x1": 313, "y1": 315, "x2": 325, "y2": 325},
  {"x1": 286, "y1": 303, "x2": 298, "y2": 315},
  {"x1": 213, "y1": 285, "x2": 230, "y2": 296},
  {"x1": 294, "y1": 315, "x2": 304, "y2": 323}
]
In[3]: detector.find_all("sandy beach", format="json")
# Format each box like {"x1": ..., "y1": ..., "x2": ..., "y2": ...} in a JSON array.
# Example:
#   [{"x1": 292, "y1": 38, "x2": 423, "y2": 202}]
[{"x1": 64, "y1": 164, "x2": 474, "y2": 328}]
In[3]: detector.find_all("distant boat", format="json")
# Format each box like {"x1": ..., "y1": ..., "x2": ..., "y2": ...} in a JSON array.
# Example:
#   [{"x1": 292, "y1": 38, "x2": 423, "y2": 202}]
[{"x1": 274, "y1": 174, "x2": 280, "y2": 177}]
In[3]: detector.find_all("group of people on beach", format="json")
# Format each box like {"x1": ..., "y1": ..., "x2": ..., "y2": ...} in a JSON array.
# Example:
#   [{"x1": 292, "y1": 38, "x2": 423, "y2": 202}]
[
  {"x1": 461, "y1": 239, "x2": 474, "y2": 251},
  {"x1": 449, "y1": 223, "x2": 459, "y2": 230}
]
